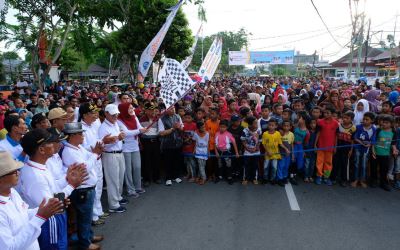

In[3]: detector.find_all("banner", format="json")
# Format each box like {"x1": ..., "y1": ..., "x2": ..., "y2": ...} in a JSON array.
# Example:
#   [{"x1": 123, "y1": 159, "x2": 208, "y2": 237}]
[
  {"x1": 228, "y1": 50, "x2": 295, "y2": 65},
  {"x1": 158, "y1": 58, "x2": 196, "y2": 109},
  {"x1": 0, "y1": 0, "x2": 4, "y2": 12},
  {"x1": 181, "y1": 24, "x2": 202, "y2": 69},
  {"x1": 198, "y1": 38, "x2": 222, "y2": 83},
  {"x1": 138, "y1": 0, "x2": 184, "y2": 80},
  {"x1": 152, "y1": 62, "x2": 160, "y2": 82}
]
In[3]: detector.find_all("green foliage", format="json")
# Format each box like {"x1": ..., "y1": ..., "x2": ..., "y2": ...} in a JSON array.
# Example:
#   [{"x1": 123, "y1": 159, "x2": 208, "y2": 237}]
[
  {"x1": 2, "y1": 51, "x2": 20, "y2": 60},
  {"x1": 191, "y1": 28, "x2": 250, "y2": 74},
  {"x1": 0, "y1": 53, "x2": 5, "y2": 83}
]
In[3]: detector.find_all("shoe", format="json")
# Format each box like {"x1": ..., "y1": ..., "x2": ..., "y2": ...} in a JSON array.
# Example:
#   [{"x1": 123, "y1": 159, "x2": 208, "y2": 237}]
[
  {"x1": 127, "y1": 192, "x2": 139, "y2": 198},
  {"x1": 360, "y1": 181, "x2": 368, "y2": 188},
  {"x1": 289, "y1": 178, "x2": 298, "y2": 186},
  {"x1": 278, "y1": 180, "x2": 285, "y2": 187},
  {"x1": 308, "y1": 177, "x2": 314, "y2": 183},
  {"x1": 188, "y1": 177, "x2": 196, "y2": 183},
  {"x1": 109, "y1": 206, "x2": 127, "y2": 213},
  {"x1": 174, "y1": 178, "x2": 182, "y2": 183},
  {"x1": 165, "y1": 180, "x2": 172, "y2": 186},
  {"x1": 394, "y1": 181, "x2": 400, "y2": 190},
  {"x1": 91, "y1": 219, "x2": 105, "y2": 226},
  {"x1": 315, "y1": 176, "x2": 322, "y2": 185},
  {"x1": 381, "y1": 184, "x2": 392, "y2": 192},
  {"x1": 136, "y1": 189, "x2": 146, "y2": 194},
  {"x1": 87, "y1": 243, "x2": 101, "y2": 250},
  {"x1": 304, "y1": 178, "x2": 309, "y2": 183},
  {"x1": 325, "y1": 178, "x2": 333, "y2": 186},
  {"x1": 351, "y1": 180, "x2": 358, "y2": 187},
  {"x1": 198, "y1": 179, "x2": 205, "y2": 185},
  {"x1": 92, "y1": 235, "x2": 104, "y2": 243},
  {"x1": 99, "y1": 213, "x2": 110, "y2": 219},
  {"x1": 253, "y1": 180, "x2": 259, "y2": 185},
  {"x1": 119, "y1": 198, "x2": 129, "y2": 205},
  {"x1": 228, "y1": 178, "x2": 234, "y2": 185},
  {"x1": 242, "y1": 180, "x2": 248, "y2": 185}
]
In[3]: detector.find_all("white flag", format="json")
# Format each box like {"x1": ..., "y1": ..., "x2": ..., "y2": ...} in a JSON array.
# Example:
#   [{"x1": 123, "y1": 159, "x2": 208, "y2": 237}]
[
  {"x1": 0, "y1": 0, "x2": 5, "y2": 12},
  {"x1": 158, "y1": 58, "x2": 196, "y2": 109},
  {"x1": 152, "y1": 62, "x2": 160, "y2": 82},
  {"x1": 138, "y1": 0, "x2": 184, "y2": 80},
  {"x1": 181, "y1": 24, "x2": 203, "y2": 69},
  {"x1": 198, "y1": 38, "x2": 222, "y2": 83}
]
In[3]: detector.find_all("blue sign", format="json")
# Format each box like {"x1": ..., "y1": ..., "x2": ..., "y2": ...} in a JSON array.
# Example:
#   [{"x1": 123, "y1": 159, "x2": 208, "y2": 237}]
[{"x1": 250, "y1": 50, "x2": 294, "y2": 65}]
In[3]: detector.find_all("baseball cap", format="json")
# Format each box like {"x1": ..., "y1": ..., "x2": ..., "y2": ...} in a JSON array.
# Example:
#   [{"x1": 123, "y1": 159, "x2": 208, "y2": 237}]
[
  {"x1": 105, "y1": 104, "x2": 120, "y2": 115},
  {"x1": 21, "y1": 129, "x2": 61, "y2": 156},
  {"x1": 231, "y1": 114, "x2": 241, "y2": 122},
  {"x1": 48, "y1": 107, "x2": 68, "y2": 120},
  {"x1": 0, "y1": 151, "x2": 24, "y2": 177}
]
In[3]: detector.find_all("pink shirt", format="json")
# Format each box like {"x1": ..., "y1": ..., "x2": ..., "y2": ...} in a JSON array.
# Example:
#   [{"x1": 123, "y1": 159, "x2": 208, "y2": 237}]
[{"x1": 215, "y1": 131, "x2": 235, "y2": 151}]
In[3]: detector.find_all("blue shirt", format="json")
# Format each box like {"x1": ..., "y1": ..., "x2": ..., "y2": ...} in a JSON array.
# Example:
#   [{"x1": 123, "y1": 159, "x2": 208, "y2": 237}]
[{"x1": 354, "y1": 124, "x2": 377, "y2": 153}]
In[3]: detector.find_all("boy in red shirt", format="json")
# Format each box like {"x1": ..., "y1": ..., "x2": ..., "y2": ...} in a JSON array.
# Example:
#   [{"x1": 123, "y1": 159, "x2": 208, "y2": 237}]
[
  {"x1": 205, "y1": 108, "x2": 220, "y2": 180},
  {"x1": 314, "y1": 106, "x2": 339, "y2": 185},
  {"x1": 183, "y1": 112, "x2": 197, "y2": 182}
]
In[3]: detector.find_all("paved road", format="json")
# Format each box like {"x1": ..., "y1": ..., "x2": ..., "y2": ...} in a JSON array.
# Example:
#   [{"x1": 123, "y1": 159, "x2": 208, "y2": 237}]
[{"x1": 94, "y1": 181, "x2": 400, "y2": 250}]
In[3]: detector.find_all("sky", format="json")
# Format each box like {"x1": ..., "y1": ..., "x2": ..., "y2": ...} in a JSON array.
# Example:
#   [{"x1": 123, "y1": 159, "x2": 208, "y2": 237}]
[
  {"x1": 182, "y1": 0, "x2": 400, "y2": 61},
  {"x1": 1, "y1": 0, "x2": 399, "y2": 63}
]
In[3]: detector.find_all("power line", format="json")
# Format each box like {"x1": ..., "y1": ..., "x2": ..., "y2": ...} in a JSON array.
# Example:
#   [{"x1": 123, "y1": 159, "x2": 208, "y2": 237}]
[{"x1": 310, "y1": 0, "x2": 344, "y2": 47}]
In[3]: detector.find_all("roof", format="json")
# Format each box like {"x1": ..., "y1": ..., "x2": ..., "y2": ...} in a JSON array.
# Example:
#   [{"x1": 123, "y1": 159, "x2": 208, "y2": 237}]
[
  {"x1": 331, "y1": 46, "x2": 383, "y2": 66},
  {"x1": 87, "y1": 64, "x2": 108, "y2": 73},
  {"x1": 372, "y1": 46, "x2": 400, "y2": 61}
]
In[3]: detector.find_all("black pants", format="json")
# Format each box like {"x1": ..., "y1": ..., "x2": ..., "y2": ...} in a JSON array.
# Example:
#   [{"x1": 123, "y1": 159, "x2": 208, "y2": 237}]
[
  {"x1": 244, "y1": 155, "x2": 259, "y2": 181},
  {"x1": 163, "y1": 148, "x2": 181, "y2": 180},
  {"x1": 141, "y1": 138, "x2": 161, "y2": 182},
  {"x1": 217, "y1": 150, "x2": 232, "y2": 179},
  {"x1": 371, "y1": 155, "x2": 390, "y2": 186},
  {"x1": 332, "y1": 147, "x2": 351, "y2": 182}
]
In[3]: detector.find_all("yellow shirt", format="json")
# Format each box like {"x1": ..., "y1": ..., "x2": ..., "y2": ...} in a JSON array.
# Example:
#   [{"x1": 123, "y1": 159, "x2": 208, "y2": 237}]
[
  {"x1": 281, "y1": 132, "x2": 294, "y2": 156},
  {"x1": 262, "y1": 131, "x2": 282, "y2": 160}
]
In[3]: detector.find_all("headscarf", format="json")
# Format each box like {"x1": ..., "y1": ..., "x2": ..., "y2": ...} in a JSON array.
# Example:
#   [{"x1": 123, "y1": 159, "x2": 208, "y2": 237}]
[
  {"x1": 218, "y1": 97, "x2": 228, "y2": 114},
  {"x1": 388, "y1": 91, "x2": 399, "y2": 106},
  {"x1": 118, "y1": 103, "x2": 137, "y2": 130},
  {"x1": 353, "y1": 99, "x2": 369, "y2": 126},
  {"x1": 364, "y1": 90, "x2": 380, "y2": 112},
  {"x1": 200, "y1": 95, "x2": 213, "y2": 113}
]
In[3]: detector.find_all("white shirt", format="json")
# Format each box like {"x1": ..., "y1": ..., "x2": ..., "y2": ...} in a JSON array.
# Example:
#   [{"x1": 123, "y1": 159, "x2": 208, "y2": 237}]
[
  {"x1": 0, "y1": 135, "x2": 23, "y2": 160},
  {"x1": 98, "y1": 119, "x2": 123, "y2": 152},
  {"x1": 46, "y1": 154, "x2": 68, "y2": 191},
  {"x1": 17, "y1": 81, "x2": 28, "y2": 95},
  {"x1": 0, "y1": 188, "x2": 45, "y2": 250},
  {"x1": 18, "y1": 160, "x2": 74, "y2": 208},
  {"x1": 73, "y1": 107, "x2": 79, "y2": 122},
  {"x1": 62, "y1": 142, "x2": 98, "y2": 188},
  {"x1": 117, "y1": 117, "x2": 143, "y2": 152},
  {"x1": 82, "y1": 121, "x2": 100, "y2": 151}
]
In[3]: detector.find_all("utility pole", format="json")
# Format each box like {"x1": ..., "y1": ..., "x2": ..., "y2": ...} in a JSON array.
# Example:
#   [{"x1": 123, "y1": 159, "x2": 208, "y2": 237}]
[
  {"x1": 363, "y1": 18, "x2": 371, "y2": 74},
  {"x1": 347, "y1": 0, "x2": 359, "y2": 79},
  {"x1": 356, "y1": 13, "x2": 365, "y2": 78}
]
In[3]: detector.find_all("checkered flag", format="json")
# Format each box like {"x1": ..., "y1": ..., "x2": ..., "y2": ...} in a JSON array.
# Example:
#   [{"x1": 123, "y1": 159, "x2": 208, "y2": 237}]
[{"x1": 158, "y1": 58, "x2": 195, "y2": 109}]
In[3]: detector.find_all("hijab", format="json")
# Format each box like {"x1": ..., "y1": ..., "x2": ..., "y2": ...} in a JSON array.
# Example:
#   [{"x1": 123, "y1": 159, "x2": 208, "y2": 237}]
[
  {"x1": 388, "y1": 91, "x2": 399, "y2": 106},
  {"x1": 364, "y1": 90, "x2": 380, "y2": 112},
  {"x1": 353, "y1": 99, "x2": 369, "y2": 126},
  {"x1": 118, "y1": 103, "x2": 137, "y2": 130}
]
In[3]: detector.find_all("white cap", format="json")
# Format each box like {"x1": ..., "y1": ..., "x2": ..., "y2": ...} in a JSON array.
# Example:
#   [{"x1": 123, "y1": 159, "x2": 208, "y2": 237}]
[{"x1": 105, "y1": 104, "x2": 120, "y2": 115}]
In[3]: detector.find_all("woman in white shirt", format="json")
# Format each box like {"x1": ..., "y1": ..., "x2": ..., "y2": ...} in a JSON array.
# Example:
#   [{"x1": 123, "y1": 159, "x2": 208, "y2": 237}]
[{"x1": 117, "y1": 103, "x2": 147, "y2": 197}]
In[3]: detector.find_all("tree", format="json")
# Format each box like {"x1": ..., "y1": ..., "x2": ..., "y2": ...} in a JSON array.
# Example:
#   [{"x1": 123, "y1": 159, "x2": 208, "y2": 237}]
[
  {"x1": 2, "y1": 51, "x2": 20, "y2": 60},
  {"x1": 191, "y1": 28, "x2": 250, "y2": 74},
  {"x1": 0, "y1": 53, "x2": 5, "y2": 83}
]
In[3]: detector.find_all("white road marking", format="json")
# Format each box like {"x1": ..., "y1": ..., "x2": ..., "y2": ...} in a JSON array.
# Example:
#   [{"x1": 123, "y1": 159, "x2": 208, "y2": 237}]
[{"x1": 285, "y1": 183, "x2": 300, "y2": 211}]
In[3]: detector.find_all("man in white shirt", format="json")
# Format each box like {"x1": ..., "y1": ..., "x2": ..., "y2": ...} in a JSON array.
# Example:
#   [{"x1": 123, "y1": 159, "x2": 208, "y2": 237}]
[
  {"x1": 62, "y1": 122, "x2": 104, "y2": 250},
  {"x1": 0, "y1": 151, "x2": 64, "y2": 250},
  {"x1": 16, "y1": 77, "x2": 29, "y2": 95},
  {"x1": 19, "y1": 129, "x2": 87, "y2": 250},
  {"x1": 0, "y1": 115, "x2": 27, "y2": 160},
  {"x1": 98, "y1": 104, "x2": 127, "y2": 213}
]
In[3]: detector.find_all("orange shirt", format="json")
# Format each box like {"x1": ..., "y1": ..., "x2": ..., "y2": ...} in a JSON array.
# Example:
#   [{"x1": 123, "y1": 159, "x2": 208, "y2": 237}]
[{"x1": 205, "y1": 119, "x2": 220, "y2": 150}]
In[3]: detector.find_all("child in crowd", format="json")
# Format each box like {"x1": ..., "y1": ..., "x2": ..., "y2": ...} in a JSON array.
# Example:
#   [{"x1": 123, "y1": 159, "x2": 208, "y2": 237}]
[
  {"x1": 271, "y1": 103, "x2": 283, "y2": 125},
  {"x1": 304, "y1": 118, "x2": 317, "y2": 182},
  {"x1": 277, "y1": 120, "x2": 293, "y2": 185},
  {"x1": 394, "y1": 116, "x2": 400, "y2": 189},
  {"x1": 282, "y1": 108, "x2": 292, "y2": 122},
  {"x1": 311, "y1": 106, "x2": 322, "y2": 120},
  {"x1": 353, "y1": 112, "x2": 376, "y2": 188},
  {"x1": 228, "y1": 114, "x2": 244, "y2": 179},
  {"x1": 205, "y1": 107, "x2": 220, "y2": 180},
  {"x1": 215, "y1": 120, "x2": 239, "y2": 184},
  {"x1": 182, "y1": 112, "x2": 197, "y2": 182},
  {"x1": 258, "y1": 104, "x2": 271, "y2": 134},
  {"x1": 241, "y1": 116, "x2": 261, "y2": 185},
  {"x1": 195, "y1": 108, "x2": 205, "y2": 123},
  {"x1": 262, "y1": 119, "x2": 282, "y2": 184},
  {"x1": 292, "y1": 111, "x2": 310, "y2": 185},
  {"x1": 371, "y1": 115, "x2": 398, "y2": 191},
  {"x1": 333, "y1": 111, "x2": 356, "y2": 187},
  {"x1": 239, "y1": 107, "x2": 252, "y2": 128},
  {"x1": 193, "y1": 121, "x2": 210, "y2": 185},
  {"x1": 314, "y1": 106, "x2": 339, "y2": 185}
]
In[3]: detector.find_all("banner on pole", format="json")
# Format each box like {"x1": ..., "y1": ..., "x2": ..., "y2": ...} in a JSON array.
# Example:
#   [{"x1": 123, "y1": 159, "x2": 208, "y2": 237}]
[
  {"x1": 138, "y1": 0, "x2": 184, "y2": 80},
  {"x1": 198, "y1": 38, "x2": 222, "y2": 83},
  {"x1": 228, "y1": 50, "x2": 295, "y2": 65},
  {"x1": 159, "y1": 58, "x2": 196, "y2": 109},
  {"x1": 181, "y1": 24, "x2": 203, "y2": 69}
]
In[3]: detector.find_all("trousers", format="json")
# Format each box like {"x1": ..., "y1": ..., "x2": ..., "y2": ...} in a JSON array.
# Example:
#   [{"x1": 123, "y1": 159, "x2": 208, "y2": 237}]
[
  {"x1": 38, "y1": 212, "x2": 68, "y2": 250},
  {"x1": 102, "y1": 152, "x2": 125, "y2": 209},
  {"x1": 92, "y1": 159, "x2": 104, "y2": 221},
  {"x1": 124, "y1": 151, "x2": 142, "y2": 195},
  {"x1": 316, "y1": 150, "x2": 333, "y2": 178}
]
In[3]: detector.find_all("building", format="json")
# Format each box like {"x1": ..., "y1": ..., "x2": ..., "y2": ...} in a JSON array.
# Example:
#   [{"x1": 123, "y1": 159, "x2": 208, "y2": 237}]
[{"x1": 372, "y1": 46, "x2": 400, "y2": 77}]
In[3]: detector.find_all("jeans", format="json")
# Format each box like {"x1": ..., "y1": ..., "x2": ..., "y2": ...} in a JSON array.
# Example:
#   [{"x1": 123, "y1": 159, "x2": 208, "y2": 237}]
[
  {"x1": 184, "y1": 156, "x2": 197, "y2": 178},
  {"x1": 124, "y1": 151, "x2": 142, "y2": 195},
  {"x1": 264, "y1": 159, "x2": 278, "y2": 180},
  {"x1": 293, "y1": 143, "x2": 304, "y2": 171},
  {"x1": 277, "y1": 156, "x2": 291, "y2": 180},
  {"x1": 354, "y1": 149, "x2": 368, "y2": 181},
  {"x1": 70, "y1": 188, "x2": 95, "y2": 249},
  {"x1": 304, "y1": 152, "x2": 316, "y2": 178},
  {"x1": 196, "y1": 158, "x2": 207, "y2": 180}
]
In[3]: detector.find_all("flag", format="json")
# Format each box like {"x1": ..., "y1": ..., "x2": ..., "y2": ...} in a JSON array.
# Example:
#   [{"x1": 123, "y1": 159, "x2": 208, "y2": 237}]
[
  {"x1": 0, "y1": 0, "x2": 5, "y2": 12},
  {"x1": 138, "y1": 0, "x2": 184, "y2": 80},
  {"x1": 158, "y1": 58, "x2": 196, "y2": 109},
  {"x1": 181, "y1": 24, "x2": 203, "y2": 69},
  {"x1": 152, "y1": 62, "x2": 160, "y2": 82},
  {"x1": 198, "y1": 37, "x2": 222, "y2": 83}
]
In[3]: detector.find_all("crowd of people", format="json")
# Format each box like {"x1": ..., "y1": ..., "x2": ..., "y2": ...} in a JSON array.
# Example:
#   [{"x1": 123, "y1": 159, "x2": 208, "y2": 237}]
[{"x1": 0, "y1": 75, "x2": 400, "y2": 249}]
